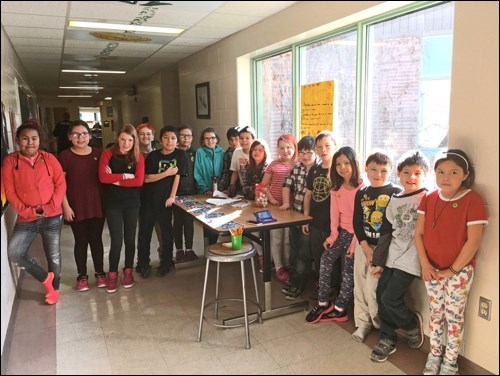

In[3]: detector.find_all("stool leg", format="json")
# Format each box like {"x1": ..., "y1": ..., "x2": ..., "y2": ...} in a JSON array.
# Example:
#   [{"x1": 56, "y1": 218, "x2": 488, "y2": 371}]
[
  {"x1": 197, "y1": 259, "x2": 211, "y2": 342},
  {"x1": 250, "y1": 255, "x2": 263, "y2": 324},
  {"x1": 214, "y1": 261, "x2": 220, "y2": 319},
  {"x1": 240, "y1": 260, "x2": 250, "y2": 349}
]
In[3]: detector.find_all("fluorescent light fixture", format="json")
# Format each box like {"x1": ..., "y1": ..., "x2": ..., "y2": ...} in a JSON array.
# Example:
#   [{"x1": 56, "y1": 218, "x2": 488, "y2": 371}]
[
  {"x1": 57, "y1": 95, "x2": 93, "y2": 98},
  {"x1": 60, "y1": 86, "x2": 104, "y2": 90},
  {"x1": 69, "y1": 21, "x2": 184, "y2": 35},
  {"x1": 104, "y1": 97, "x2": 112, "y2": 100},
  {"x1": 62, "y1": 69, "x2": 126, "y2": 74}
]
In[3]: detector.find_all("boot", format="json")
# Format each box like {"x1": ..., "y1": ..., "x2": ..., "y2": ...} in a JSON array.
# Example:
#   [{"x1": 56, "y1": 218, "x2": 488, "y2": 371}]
[
  {"x1": 122, "y1": 268, "x2": 135, "y2": 288},
  {"x1": 106, "y1": 272, "x2": 118, "y2": 293}
]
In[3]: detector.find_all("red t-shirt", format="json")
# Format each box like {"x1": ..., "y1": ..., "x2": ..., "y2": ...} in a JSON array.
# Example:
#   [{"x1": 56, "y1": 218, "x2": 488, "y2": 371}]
[{"x1": 417, "y1": 189, "x2": 488, "y2": 269}]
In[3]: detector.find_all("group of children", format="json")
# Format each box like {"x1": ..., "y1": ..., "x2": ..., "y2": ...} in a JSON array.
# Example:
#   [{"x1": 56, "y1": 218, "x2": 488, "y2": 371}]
[{"x1": 2, "y1": 118, "x2": 488, "y2": 376}]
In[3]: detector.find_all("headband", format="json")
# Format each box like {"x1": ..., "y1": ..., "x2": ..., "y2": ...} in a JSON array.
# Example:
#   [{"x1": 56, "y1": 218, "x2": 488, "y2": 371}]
[{"x1": 441, "y1": 152, "x2": 469, "y2": 172}]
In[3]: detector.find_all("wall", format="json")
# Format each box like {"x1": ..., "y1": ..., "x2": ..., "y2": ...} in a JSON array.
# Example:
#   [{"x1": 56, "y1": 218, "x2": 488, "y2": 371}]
[
  {"x1": 177, "y1": 1, "x2": 499, "y2": 373},
  {"x1": 0, "y1": 26, "x2": 33, "y2": 355}
]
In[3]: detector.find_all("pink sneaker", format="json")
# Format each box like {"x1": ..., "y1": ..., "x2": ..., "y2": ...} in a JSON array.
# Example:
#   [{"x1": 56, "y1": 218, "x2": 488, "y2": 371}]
[
  {"x1": 95, "y1": 273, "x2": 107, "y2": 288},
  {"x1": 275, "y1": 267, "x2": 289, "y2": 283},
  {"x1": 76, "y1": 276, "x2": 89, "y2": 292},
  {"x1": 122, "y1": 268, "x2": 135, "y2": 288},
  {"x1": 106, "y1": 272, "x2": 118, "y2": 293}
]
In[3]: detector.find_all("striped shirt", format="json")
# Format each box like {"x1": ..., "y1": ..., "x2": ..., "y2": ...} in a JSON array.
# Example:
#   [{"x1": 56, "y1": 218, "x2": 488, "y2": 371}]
[{"x1": 265, "y1": 160, "x2": 294, "y2": 206}]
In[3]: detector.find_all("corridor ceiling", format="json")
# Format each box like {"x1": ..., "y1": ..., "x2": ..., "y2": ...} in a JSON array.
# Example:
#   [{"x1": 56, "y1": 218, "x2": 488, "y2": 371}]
[{"x1": 1, "y1": 1, "x2": 297, "y2": 99}]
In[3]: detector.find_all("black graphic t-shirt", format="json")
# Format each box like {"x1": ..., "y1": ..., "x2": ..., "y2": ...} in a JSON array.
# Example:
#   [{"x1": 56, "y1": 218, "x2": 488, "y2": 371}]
[
  {"x1": 141, "y1": 148, "x2": 188, "y2": 206},
  {"x1": 306, "y1": 161, "x2": 331, "y2": 232}
]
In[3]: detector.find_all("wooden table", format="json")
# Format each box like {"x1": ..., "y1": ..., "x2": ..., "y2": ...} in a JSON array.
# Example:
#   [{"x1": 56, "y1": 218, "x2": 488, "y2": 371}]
[{"x1": 174, "y1": 195, "x2": 312, "y2": 323}]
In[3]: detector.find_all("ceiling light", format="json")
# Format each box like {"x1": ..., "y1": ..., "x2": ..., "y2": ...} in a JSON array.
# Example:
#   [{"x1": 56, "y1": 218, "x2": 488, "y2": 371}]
[
  {"x1": 69, "y1": 21, "x2": 184, "y2": 35},
  {"x1": 105, "y1": 97, "x2": 112, "y2": 100},
  {"x1": 60, "y1": 86, "x2": 104, "y2": 90},
  {"x1": 57, "y1": 95, "x2": 93, "y2": 98},
  {"x1": 62, "y1": 70, "x2": 126, "y2": 74}
]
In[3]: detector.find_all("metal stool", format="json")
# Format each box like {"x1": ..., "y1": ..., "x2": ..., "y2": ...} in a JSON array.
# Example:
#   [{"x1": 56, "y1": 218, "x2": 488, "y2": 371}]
[{"x1": 197, "y1": 242, "x2": 262, "y2": 349}]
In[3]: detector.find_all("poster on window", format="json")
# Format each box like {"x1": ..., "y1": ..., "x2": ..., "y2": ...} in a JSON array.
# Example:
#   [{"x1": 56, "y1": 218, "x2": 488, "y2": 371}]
[{"x1": 300, "y1": 80, "x2": 334, "y2": 138}]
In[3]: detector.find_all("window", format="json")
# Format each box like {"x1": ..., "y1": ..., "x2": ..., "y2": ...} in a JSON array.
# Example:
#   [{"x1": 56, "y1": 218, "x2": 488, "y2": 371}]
[{"x1": 253, "y1": 2, "x2": 454, "y2": 182}]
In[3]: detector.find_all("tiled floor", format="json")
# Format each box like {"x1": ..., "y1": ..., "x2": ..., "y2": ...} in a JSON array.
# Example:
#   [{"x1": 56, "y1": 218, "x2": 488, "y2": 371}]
[{"x1": 2, "y1": 222, "x2": 481, "y2": 375}]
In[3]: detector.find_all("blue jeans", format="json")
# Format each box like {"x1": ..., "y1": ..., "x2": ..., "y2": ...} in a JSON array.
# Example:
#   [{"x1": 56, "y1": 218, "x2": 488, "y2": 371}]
[
  {"x1": 288, "y1": 225, "x2": 312, "y2": 291},
  {"x1": 8, "y1": 215, "x2": 63, "y2": 289},
  {"x1": 377, "y1": 266, "x2": 417, "y2": 341}
]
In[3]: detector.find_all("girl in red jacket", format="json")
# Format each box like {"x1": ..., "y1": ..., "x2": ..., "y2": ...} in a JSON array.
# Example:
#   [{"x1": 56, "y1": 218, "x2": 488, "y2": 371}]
[{"x1": 2, "y1": 119, "x2": 66, "y2": 304}]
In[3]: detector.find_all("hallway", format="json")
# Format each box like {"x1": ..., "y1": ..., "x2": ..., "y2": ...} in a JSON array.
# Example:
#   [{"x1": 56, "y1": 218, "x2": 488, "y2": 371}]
[{"x1": 0, "y1": 222, "x2": 443, "y2": 374}]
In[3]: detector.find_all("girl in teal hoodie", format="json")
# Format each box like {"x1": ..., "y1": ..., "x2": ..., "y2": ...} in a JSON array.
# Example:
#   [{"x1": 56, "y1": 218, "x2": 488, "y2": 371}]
[{"x1": 194, "y1": 127, "x2": 224, "y2": 196}]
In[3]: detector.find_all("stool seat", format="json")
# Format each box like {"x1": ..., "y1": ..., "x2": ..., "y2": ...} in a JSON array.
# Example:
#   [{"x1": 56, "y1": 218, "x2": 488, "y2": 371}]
[
  {"x1": 197, "y1": 241, "x2": 262, "y2": 349},
  {"x1": 207, "y1": 242, "x2": 255, "y2": 262}
]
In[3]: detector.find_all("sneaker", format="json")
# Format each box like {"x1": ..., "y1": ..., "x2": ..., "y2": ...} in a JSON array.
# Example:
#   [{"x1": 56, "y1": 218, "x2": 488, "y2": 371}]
[
  {"x1": 122, "y1": 268, "x2": 135, "y2": 288},
  {"x1": 45, "y1": 290, "x2": 59, "y2": 305},
  {"x1": 370, "y1": 338, "x2": 396, "y2": 362},
  {"x1": 320, "y1": 307, "x2": 349, "y2": 322},
  {"x1": 185, "y1": 249, "x2": 198, "y2": 261},
  {"x1": 280, "y1": 282, "x2": 292, "y2": 294},
  {"x1": 175, "y1": 249, "x2": 186, "y2": 262},
  {"x1": 258, "y1": 255, "x2": 264, "y2": 273},
  {"x1": 305, "y1": 302, "x2": 333, "y2": 324},
  {"x1": 439, "y1": 361, "x2": 458, "y2": 375},
  {"x1": 284, "y1": 286, "x2": 303, "y2": 300},
  {"x1": 407, "y1": 311, "x2": 424, "y2": 349},
  {"x1": 95, "y1": 273, "x2": 107, "y2": 288},
  {"x1": 157, "y1": 263, "x2": 171, "y2": 277},
  {"x1": 352, "y1": 326, "x2": 371, "y2": 343},
  {"x1": 275, "y1": 267, "x2": 289, "y2": 283},
  {"x1": 106, "y1": 272, "x2": 118, "y2": 293},
  {"x1": 423, "y1": 353, "x2": 443, "y2": 375},
  {"x1": 76, "y1": 275, "x2": 90, "y2": 292}
]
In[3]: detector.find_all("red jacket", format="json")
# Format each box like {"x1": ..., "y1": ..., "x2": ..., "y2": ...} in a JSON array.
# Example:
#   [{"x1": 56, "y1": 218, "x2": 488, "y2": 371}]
[{"x1": 2, "y1": 150, "x2": 66, "y2": 222}]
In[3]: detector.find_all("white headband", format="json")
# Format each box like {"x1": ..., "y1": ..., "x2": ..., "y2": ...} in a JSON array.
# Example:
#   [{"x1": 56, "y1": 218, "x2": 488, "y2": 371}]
[{"x1": 441, "y1": 152, "x2": 469, "y2": 172}]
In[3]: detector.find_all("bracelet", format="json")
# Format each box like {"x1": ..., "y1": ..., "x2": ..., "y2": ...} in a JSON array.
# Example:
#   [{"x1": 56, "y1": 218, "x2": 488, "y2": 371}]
[{"x1": 449, "y1": 265, "x2": 459, "y2": 274}]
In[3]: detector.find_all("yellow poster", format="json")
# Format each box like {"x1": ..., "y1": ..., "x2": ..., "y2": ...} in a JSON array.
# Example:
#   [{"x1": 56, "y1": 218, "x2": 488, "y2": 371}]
[{"x1": 300, "y1": 80, "x2": 334, "y2": 138}]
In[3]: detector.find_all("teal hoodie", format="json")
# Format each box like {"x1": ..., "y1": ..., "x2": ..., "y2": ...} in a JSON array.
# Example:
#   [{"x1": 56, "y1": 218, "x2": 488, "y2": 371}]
[{"x1": 194, "y1": 145, "x2": 224, "y2": 194}]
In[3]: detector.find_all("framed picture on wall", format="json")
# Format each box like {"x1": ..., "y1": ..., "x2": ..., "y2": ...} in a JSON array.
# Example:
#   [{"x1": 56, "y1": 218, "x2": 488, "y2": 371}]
[{"x1": 195, "y1": 82, "x2": 210, "y2": 119}]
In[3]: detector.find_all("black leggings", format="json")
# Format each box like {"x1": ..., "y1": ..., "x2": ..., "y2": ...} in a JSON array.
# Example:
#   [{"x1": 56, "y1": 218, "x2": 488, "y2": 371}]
[{"x1": 70, "y1": 217, "x2": 105, "y2": 276}]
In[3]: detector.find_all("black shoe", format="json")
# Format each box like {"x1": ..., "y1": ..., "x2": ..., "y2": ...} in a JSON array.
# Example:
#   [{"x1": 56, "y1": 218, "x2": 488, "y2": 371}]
[
  {"x1": 157, "y1": 264, "x2": 170, "y2": 277},
  {"x1": 140, "y1": 264, "x2": 152, "y2": 279}
]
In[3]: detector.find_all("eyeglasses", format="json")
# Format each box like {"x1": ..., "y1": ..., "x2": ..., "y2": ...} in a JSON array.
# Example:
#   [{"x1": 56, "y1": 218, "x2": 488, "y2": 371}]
[
  {"x1": 204, "y1": 136, "x2": 217, "y2": 141},
  {"x1": 179, "y1": 134, "x2": 192, "y2": 139},
  {"x1": 299, "y1": 151, "x2": 314, "y2": 156},
  {"x1": 71, "y1": 132, "x2": 90, "y2": 138},
  {"x1": 138, "y1": 132, "x2": 153, "y2": 137}
]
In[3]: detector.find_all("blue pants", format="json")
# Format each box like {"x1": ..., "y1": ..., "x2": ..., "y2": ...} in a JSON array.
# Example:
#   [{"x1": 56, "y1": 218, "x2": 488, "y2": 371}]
[
  {"x1": 8, "y1": 215, "x2": 63, "y2": 289},
  {"x1": 377, "y1": 267, "x2": 417, "y2": 341},
  {"x1": 288, "y1": 225, "x2": 312, "y2": 290}
]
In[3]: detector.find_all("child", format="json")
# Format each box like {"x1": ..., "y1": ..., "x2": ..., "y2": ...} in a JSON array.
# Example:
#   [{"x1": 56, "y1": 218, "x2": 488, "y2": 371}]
[
  {"x1": 302, "y1": 131, "x2": 341, "y2": 297},
  {"x1": 194, "y1": 127, "x2": 224, "y2": 196},
  {"x1": 59, "y1": 120, "x2": 106, "y2": 291},
  {"x1": 415, "y1": 149, "x2": 488, "y2": 375},
  {"x1": 136, "y1": 126, "x2": 187, "y2": 278},
  {"x1": 99, "y1": 124, "x2": 145, "y2": 292},
  {"x1": 305, "y1": 146, "x2": 363, "y2": 322},
  {"x1": 281, "y1": 135, "x2": 317, "y2": 299},
  {"x1": 136, "y1": 122, "x2": 163, "y2": 270},
  {"x1": 369, "y1": 150, "x2": 430, "y2": 362},
  {"x1": 228, "y1": 126, "x2": 256, "y2": 197},
  {"x1": 241, "y1": 139, "x2": 271, "y2": 271},
  {"x1": 241, "y1": 139, "x2": 271, "y2": 200},
  {"x1": 351, "y1": 151, "x2": 402, "y2": 342},
  {"x1": 218, "y1": 126, "x2": 241, "y2": 192},
  {"x1": 194, "y1": 127, "x2": 224, "y2": 245},
  {"x1": 261, "y1": 134, "x2": 297, "y2": 282},
  {"x1": 174, "y1": 125, "x2": 198, "y2": 262},
  {"x1": 3, "y1": 119, "x2": 66, "y2": 304}
]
